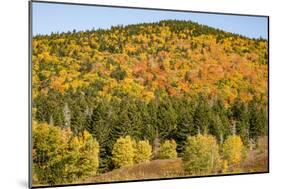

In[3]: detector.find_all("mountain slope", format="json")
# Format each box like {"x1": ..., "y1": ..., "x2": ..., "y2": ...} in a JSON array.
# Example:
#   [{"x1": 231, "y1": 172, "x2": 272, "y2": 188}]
[{"x1": 32, "y1": 20, "x2": 268, "y2": 105}]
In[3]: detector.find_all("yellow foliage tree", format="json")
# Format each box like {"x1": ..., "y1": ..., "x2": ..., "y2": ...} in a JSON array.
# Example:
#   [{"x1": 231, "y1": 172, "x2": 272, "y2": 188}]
[
  {"x1": 222, "y1": 135, "x2": 244, "y2": 167},
  {"x1": 158, "y1": 139, "x2": 177, "y2": 159},
  {"x1": 32, "y1": 122, "x2": 99, "y2": 185},
  {"x1": 183, "y1": 134, "x2": 221, "y2": 175},
  {"x1": 134, "y1": 140, "x2": 152, "y2": 164},
  {"x1": 112, "y1": 136, "x2": 135, "y2": 168}
]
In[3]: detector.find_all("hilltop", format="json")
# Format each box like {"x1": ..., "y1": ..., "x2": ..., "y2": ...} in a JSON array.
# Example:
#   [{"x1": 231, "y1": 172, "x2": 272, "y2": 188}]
[{"x1": 32, "y1": 20, "x2": 268, "y2": 104}]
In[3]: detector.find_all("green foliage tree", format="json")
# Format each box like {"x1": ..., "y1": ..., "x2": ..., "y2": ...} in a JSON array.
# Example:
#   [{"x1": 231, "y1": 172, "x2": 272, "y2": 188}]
[
  {"x1": 249, "y1": 99, "x2": 268, "y2": 139},
  {"x1": 209, "y1": 114, "x2": 224, "y2": 144},
  {"x1": 86, "y1": 100, "x2": 114, "y2": 172},
  {"x1": 110, "y1": 66, "x2": 127, "y2": 81},
  {"x1": 231, "y1": 98, "x2": 250, "y2": 144},
  {"x1": 193, "y1": 96, "x2": 211, "y2": 135},
  {"x1": 183, "y1": 134, "x2": 221, "y2": 175},
  {"x1": 157, "y1": 99, "x2": 178, "y2": 139},
  {"x1": 158, "y1": 139, "x2": 177, "y2": 159},
  {"x1": 173, "y1": 98, "x2": 195, "y2": 154},
  {"x1": 210, "y1": 98, "x2": 231, "y2": 144}
]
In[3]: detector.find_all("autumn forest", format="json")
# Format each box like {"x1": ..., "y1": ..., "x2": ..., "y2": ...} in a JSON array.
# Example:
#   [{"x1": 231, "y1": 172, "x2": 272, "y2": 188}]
[{"x1": 32, "y1": 20, "x2": 268, "y2": 186}]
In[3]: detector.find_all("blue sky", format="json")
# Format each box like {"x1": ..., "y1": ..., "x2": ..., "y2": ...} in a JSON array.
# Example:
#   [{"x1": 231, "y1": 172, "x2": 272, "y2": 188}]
[{"x1": 32, "y1": 2, "x2": 268, "y2": 39}]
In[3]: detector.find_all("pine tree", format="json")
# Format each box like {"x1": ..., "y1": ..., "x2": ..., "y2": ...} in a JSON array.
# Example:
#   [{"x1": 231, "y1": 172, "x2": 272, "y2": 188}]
[
  {"x1": 174, "y1": 98, "x2": 195, "y2": 154},
  {"x1": 157, "y1": 98, "x2": 178, "y2": 140},
  {"x1": 193, "y1": 96, "x2": 211, "y2": 135},
  {"x1": 249, "y1": 99, "x2": 268, "y2": 139},
  {"x1": 231, "y1": 98, "x2": 250, "y2": 144},
  {"x1": 209, "y1": 114, "x2": 224, "y2": 144},
  {"x1": 86, "y1": 100, "x2": 115, "y2": 172}
]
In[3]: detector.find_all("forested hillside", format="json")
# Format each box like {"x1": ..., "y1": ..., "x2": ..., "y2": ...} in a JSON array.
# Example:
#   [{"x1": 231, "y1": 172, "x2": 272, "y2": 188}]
[{"x1": 32, "y1": 20, "x2": 268, "y2": 185}]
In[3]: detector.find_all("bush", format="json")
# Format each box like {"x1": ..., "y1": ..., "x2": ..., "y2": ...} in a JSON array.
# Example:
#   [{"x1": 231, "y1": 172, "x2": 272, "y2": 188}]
[
  {"x1": 112, "y1": 136, "x2": 135, "y2": 168},
  {"x1": 183, "y1": 134, "x2": 221, "y2": 175},
  {"x1": 222, "y1": 135, "x2": 244, "y2": 167},
  {"x1": 134, "y1": 140, "x2": 152, "y2": 163},
  {"x1": 158, "y1": 139, "x2": 177, "y2": 159}
]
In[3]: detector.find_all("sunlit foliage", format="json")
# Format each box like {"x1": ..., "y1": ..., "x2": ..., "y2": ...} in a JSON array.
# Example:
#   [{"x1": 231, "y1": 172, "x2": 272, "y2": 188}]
[
  {"x1": 112, "y1": 136, "x2": 135, "y2": 168},
  {"x1": 32, "y1": 121, "x2": 99, "y2": 185},
  {"x1": 158, "y1": 139, "x2": 178, "y2": 159},
  {"x1": 183, "y1": 134, "x2": 221, "y2": 175},
  {"x1": 134, "y1": 140, "x2": 153, "y2": 164},
  {"x1": 222, "y1": 135, "x2": 244, "y2": 167}
]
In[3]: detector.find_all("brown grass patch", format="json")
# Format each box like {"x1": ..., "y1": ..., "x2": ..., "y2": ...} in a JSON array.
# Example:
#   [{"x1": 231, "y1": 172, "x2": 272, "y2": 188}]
[
  {"x1": 83, "y1": 158, "x2": 185, "y2": 183},
  {"x1": 79, "y1": 138, "x2": 269, "y2": 184}
]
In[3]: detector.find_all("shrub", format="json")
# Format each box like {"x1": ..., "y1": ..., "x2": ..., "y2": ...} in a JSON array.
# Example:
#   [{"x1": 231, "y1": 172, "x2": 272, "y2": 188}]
[
  {"x1": 183, "y1": 134, "x2": 221, "y2": 175},
  {"x1": 134, "y1": 140, "x2": 152, "y2": 163},
  {"x1": 222, "y1": 135, "x2": 244, "y2": 167},
  {"x1": 158, "y1": 139, "x2": 177, "y2": 159},
  {"x1": 112, "y1": 136, "x2": 135, "y2": 168}
]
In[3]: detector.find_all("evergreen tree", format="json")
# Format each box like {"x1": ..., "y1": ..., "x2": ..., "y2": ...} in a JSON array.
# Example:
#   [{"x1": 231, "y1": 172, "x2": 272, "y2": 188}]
[
  {"x1": 157, "y1": 98, "x2": 178, "y2": 140},
  {"x1": 248, "y1": 98, "x2": 268, "y2": 139},
  {"x1": 193, "y1": 95, "x2": 211, "y2": 135},
  {"x1": 231, "y1": 98, "x2": 250, "y2": 144},
  {"x1": 173, "y1": 98, "x2": 195, "y2": 154}
]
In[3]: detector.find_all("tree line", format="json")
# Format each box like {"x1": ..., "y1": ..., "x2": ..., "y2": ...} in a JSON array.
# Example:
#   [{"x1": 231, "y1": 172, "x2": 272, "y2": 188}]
[
  {"x1": 33, "y1": 120, "x2": 246, "y2": 185},
  {"x1": 33, "y1": 92, "x2": 268, "y2": 174}
]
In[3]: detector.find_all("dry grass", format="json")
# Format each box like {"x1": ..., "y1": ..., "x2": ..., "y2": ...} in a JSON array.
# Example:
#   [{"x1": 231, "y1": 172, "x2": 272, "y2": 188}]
[
  {"x1": 83, "y1": 158, "x2": 185, "y2": 183},
  {"x1": 82, "y1": 143, "x2": 268, "y2": 184},
  {"x1": 240, "y1": 137, "x2": 268, "y2": 173},
  {"x1": 240, "y1": 149, "x2": 268, "y2": 173},
  {"x1": 40, "y1": 137, "x2": 268, "y2": 185}
]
